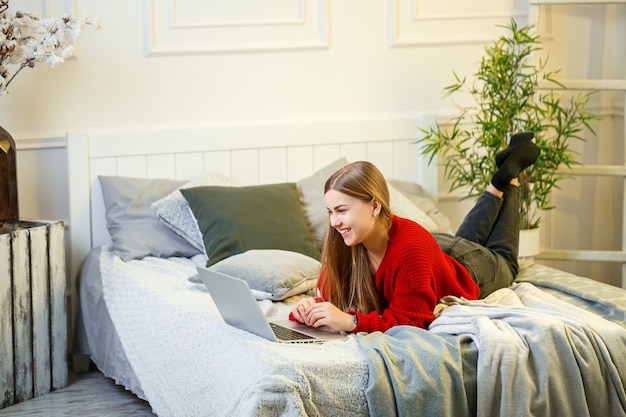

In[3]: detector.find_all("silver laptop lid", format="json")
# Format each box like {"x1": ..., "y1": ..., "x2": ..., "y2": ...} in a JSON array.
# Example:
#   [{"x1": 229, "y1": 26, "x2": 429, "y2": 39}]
[
  {"x1": 197, "y1": 267, "x2": 347, "y2": 343},
  {"x1": 198, "y1": 267, "x2": 279, "y2": 342}
]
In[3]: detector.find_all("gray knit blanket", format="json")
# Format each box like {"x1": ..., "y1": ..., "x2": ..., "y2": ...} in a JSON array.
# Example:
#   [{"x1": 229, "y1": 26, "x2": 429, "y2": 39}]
[{"x1": 356, "y1": 282, "x2": 626, "y2": 417}]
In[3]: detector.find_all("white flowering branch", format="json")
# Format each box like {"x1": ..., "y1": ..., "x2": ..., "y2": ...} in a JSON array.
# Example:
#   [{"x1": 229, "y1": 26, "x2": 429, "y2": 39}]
[{"x1": 0, "y1": 0, "x2": 100, "y2": 95}]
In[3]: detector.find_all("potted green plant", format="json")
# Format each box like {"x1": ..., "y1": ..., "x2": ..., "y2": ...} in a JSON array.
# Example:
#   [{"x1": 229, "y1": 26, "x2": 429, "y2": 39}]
[{"x1": 418, "y1": 19, "x2": 600, "y2": 256}]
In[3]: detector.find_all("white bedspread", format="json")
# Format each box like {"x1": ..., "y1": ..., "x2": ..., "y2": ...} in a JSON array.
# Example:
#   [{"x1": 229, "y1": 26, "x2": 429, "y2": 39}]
[
  {"x1": 96, "y1": 244, "x2": 626, "y2": 417},
  {"x1": 98, "y1": 245, "x2": 370, "y2": 417}
]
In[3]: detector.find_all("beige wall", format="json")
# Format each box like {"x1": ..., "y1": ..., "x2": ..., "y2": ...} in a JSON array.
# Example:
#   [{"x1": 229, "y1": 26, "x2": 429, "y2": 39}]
[
  {"x1": 3, "y1": 0, "x2": 525, "y2": 218},
  {"x1": 1, "y1": 1, "x2": 624, "y2": 286}
]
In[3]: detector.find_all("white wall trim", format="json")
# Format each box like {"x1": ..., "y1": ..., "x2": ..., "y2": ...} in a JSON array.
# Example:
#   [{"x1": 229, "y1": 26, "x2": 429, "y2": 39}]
[
  {"x1": 41, "y1": 0, "x2": 76, "y2": 17},
  {"x1": 167, "y1": 0, "x2": 306, "y2": 28},
  {"x1": 142, "y1": 0, "x2": 330, "y2": 56},
  {"x1": 387, "y1": 0, "x2": 527, "y2": 47},
  {"x1": 529, "y1": 4, "x2": 555, "y2": 41},
  {"x1": 13, "y1": 136, "x2": 66, "y2": 151}
]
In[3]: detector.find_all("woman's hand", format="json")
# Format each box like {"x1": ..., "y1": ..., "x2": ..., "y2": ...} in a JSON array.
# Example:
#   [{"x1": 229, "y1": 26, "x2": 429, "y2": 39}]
[
  {"x1": 290, "y1": 297, "x2": 317, "y2": 323},
  {"x1": 291, "y1": 298, "x2": 357, "y2": 332},
  {"x1": 302, "y1": 301, "x2": 357, "y2": 332}
]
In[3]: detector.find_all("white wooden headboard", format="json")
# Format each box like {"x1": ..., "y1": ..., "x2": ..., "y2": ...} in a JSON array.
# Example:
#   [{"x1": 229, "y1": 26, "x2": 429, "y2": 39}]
[{"x1": 66, "y1": 114, "x2": 438, "y2": 281}]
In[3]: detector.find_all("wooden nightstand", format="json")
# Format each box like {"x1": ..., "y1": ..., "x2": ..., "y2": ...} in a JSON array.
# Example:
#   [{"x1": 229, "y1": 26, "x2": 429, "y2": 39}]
[{"x1": 0, "y1": 221, "x2": 68, "y2": 409}]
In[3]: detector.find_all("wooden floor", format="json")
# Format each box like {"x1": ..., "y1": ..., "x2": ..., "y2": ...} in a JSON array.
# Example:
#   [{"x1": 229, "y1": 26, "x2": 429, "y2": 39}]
[{"x1": 0, "y1": 370, "x2": 155, "y2": 416}]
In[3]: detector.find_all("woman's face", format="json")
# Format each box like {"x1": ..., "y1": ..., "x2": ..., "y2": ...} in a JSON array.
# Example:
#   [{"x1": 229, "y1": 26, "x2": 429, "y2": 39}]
[{"x1": 325, "y1": 189, "x2": 378, "y2": 247}]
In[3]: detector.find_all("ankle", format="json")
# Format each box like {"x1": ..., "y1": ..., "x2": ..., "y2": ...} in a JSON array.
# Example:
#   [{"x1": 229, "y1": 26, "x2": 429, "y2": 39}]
[{"x1": 487, "y1": 183, "x2": 505, "y2": 197}]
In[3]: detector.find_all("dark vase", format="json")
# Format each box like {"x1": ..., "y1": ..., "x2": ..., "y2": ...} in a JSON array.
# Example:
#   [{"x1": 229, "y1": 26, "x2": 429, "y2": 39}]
[{"x1": 0, "y1": 125, "x2": 18, "y2": 232}]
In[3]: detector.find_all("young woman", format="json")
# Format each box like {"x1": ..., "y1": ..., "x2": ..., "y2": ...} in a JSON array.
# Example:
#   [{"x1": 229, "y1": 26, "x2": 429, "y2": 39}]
[{"x1": 290, "y1": 132, "x2": 540, "y2": 333}]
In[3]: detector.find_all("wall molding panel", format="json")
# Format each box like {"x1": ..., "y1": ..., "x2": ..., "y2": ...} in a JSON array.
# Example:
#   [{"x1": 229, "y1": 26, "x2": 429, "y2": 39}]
[
  {"x1": 387, "y1": 0, "x2": 527, "y2": 47},
  {"x1": 142, "y1": 0, "x2": 330, "y2": 56},
  {"x1": 529, "y1": 4, "x2": 555, "y2": 41},
  {"x1": 40, "y1": 0, "x2": 76, "y2": 17}
]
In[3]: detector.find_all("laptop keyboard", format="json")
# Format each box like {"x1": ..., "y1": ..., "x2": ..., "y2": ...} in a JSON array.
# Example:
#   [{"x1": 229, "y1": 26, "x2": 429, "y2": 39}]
[{"x1": 269, "y1": 322, "x2": 316, "y2": 341}]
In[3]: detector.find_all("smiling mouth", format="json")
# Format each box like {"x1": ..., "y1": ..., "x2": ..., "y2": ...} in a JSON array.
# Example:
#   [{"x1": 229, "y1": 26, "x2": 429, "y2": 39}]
[{"x1": 338, "y1": 228, "x2": 350, "y2": 236}]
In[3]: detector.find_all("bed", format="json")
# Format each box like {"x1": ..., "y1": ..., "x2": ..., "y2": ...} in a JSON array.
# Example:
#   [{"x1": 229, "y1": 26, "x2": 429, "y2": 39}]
[{"x1": 67, "y1": 117, "x2": 626, "y2": 417}]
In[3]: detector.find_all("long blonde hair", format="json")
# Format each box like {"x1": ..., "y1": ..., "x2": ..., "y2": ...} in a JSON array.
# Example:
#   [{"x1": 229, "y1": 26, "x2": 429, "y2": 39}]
[{"x1": 322, "y1": 161, "x2": 393, "y2": 313}]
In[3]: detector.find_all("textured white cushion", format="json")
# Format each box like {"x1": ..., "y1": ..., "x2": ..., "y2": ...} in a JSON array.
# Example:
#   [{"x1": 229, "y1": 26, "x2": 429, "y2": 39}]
[{"x1": 151, "y1": 172, "x2": 239, "y2": 252}]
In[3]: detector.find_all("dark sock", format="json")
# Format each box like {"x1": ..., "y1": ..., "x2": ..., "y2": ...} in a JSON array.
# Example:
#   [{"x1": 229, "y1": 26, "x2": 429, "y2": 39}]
[
  {"x1": 496, "y1": 132, "x2": 535, "y2": 168},
  {"x1": 491, "y1": 142, "x2": 540, "y2": 190}
]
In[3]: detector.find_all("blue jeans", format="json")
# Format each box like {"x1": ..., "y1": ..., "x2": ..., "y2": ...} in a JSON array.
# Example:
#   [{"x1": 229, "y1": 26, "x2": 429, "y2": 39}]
[{"x1": 433, "y1": 184, "x2": 519, "y2": 298}]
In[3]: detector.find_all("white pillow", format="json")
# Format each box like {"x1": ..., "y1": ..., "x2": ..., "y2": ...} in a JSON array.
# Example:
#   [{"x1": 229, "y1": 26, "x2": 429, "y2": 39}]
[
  {"x1": 388, "y1": 183, "x2": 438, "y2": 232},
  {"x1": 151, "y1": 172, "x2": 239, "y2": 252},
  {"x1": 387, "y1": 179, "x2": 453, "y2": 234}
]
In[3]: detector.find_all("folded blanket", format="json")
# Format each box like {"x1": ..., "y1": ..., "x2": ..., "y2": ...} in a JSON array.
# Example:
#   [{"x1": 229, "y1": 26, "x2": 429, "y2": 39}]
[
  {"x1": 357, "y1": 282, "x2": 626, "y2": 417},
  {"x1": 355, "y1": 328, "x2": 477, "y2": 417}
]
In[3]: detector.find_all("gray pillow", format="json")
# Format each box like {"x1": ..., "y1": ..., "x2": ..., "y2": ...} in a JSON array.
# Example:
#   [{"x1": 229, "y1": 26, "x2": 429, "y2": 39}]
[
  {"x1": 210, "y1": 249, "x2": 321, "y2": 300},
  {"x1": 99, "y1": 176, "x2": 201, "y2": 261},
  {"x1": 296, "y1": 158, "x2": 350, "y2": 251}
]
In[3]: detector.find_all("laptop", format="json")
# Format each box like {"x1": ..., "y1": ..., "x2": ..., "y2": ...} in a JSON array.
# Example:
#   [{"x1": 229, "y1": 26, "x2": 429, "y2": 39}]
[{"x1": 197, "y1": 267, "x2": 348, "y2": 344}]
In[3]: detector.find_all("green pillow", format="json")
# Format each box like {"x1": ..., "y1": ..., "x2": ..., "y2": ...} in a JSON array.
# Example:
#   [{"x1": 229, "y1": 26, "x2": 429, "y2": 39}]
[{"x1": 181, "y1": 183, "x2": 320, "y2": 266}]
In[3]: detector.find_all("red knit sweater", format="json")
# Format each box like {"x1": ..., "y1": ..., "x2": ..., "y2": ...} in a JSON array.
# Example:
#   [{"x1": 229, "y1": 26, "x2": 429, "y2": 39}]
[{"x1": 291, "y1": 216, "x2": 480, "y2": 333}]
